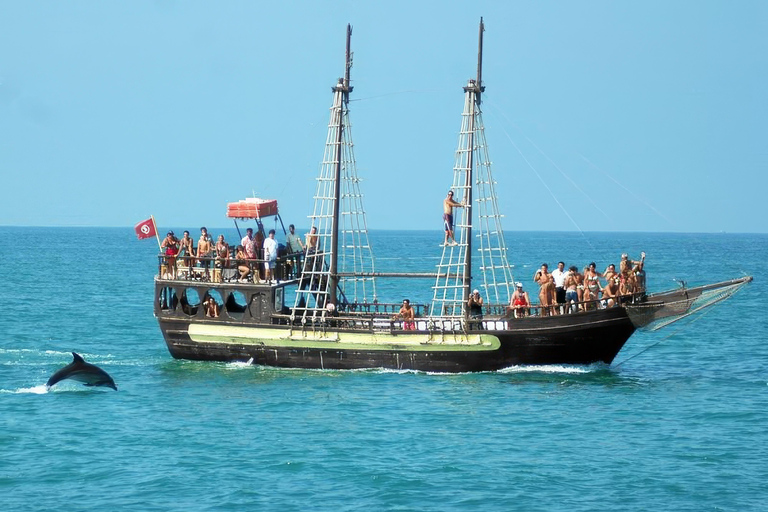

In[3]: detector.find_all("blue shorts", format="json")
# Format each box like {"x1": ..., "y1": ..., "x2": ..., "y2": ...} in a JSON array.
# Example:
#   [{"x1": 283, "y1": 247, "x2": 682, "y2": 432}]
[
  {"x1": 565, "y1": 290, "x2": 578, "y2": 303},
  {"x1": 443, "y1": 213, "x2": 453, "y2": 231}
]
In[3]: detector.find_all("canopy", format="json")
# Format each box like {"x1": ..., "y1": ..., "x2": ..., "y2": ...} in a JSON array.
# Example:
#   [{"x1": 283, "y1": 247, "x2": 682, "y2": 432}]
[{"x1": 226, "y1": 198, "x2": 279, "y2": 219}]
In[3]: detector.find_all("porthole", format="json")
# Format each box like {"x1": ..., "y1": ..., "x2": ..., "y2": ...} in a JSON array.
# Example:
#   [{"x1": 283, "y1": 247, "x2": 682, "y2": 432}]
[
  {"x1": 181, "y1": 288, "x2": 201, "y2": 316},
  {"x1": 203, "y1": 290, "x2": 223, "y2": 318},
  {"x1": 226, "y1": 290, "x2": 247, "y2": 320},
  {"x1": 158, "y1": 287, "x2": 177, "y2": 311}
]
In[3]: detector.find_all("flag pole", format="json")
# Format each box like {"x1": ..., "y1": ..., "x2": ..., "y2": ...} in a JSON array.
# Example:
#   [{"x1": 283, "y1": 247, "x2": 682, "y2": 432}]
[{"x1": 151, "y1": 215, "x2": 161, "y2": 251}]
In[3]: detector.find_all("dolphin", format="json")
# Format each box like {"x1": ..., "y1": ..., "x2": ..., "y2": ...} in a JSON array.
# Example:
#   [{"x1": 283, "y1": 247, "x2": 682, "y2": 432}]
[{"x1": 46, "y1": 352, "x2": 117, "y2": 391}]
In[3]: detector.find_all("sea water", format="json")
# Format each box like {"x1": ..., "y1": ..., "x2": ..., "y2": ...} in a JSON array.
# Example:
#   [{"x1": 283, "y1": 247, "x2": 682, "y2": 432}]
[{"x1": 1, "y1": 227, "x2": 766, "y2": 511}]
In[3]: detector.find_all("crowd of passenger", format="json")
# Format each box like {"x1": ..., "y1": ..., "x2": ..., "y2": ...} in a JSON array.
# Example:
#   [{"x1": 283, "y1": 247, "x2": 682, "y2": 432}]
[
  {"x1": 159, "y1": 224, "x2": 307, "y2": 284},
  {"x1": 508, "y1": 252, "x2": 646, "y2": 318}
]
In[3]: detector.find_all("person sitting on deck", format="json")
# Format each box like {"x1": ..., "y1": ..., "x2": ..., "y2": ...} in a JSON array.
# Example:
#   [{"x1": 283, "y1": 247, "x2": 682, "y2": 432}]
[
  {"x1": 468, "y1": 289, "x2": 484, "y2": 329},
  {"x1": 235, "y1": 245, "x2": 250, "y2": 282},
  {"x1": 160, "y1": 231, "x2": 179, "y2": 279},
  {"x1": 395, "y1": 299, "x2": 416, "y2": 330},
  {"x1": 509, "y1": 282, "x2": 530, "y2": 318}
]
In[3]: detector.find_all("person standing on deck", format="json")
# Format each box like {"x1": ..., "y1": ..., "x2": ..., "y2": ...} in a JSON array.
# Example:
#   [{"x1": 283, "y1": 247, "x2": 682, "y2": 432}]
[
  {"x1": 443, "y1": 190, "x2": 467, "y2": 246},
  {"x1": 552, "y1": 261, "x2": 567, "y2": 314},
  {"x1": 534, "y1": 263, "x2": 556, "y2": 316},
  {"x1": 468, "y1": 289, "x2": 484, "y2": 329},
  {"x1": 178, "y1": 230, "x2": 195, "y2": 272},
  {"x1": 263, "y1": 229, "x2": 279, "y2": 283},
  {"x1": 564, "y1": 266, "x2": 580, "y2": 313},
  {"x1": 241, "y1": 228, "x2": 256, "y2": 260},
  {"x1": 197, "y1": 227, "x2": 213, "y2": 280},
  {"x1": 161, "y1": 231, "x2": 179, "y2": 279},
  {"x1": 395, "y1": 299, "x2": 416, "y2": 331},
  {"x1": 285, "y1": 224, "x2": 304, "y2": 279}
]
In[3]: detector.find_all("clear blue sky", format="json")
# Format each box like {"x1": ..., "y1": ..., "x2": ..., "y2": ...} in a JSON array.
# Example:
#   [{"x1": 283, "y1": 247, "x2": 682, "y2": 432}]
[{"x1": 1, "y1": 1, "x2": 766, "y2": 233}]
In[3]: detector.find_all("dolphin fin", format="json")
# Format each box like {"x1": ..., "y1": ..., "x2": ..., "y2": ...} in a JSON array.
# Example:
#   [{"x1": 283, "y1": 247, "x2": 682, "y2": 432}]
[{"x1": 72, "y1": 352, "x2": 85, "y2": 364}]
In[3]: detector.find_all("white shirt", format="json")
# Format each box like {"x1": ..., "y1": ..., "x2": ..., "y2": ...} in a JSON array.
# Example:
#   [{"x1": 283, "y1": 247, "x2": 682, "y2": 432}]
[
  {"x1": 263, "y1": 237, "x2": 278, "y2": 261},
  {"x1": 552, "y1": 268, "x2": 567, "y2": 288}
]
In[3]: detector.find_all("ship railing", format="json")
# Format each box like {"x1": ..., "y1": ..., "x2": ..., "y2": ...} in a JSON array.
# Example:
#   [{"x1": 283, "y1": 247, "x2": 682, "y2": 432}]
[
  {"x1": 488, "y1": 292, "x2": 647, "y2": 319},
  {"x1": 156, "y1": 253, "x2": 299, "y2": 282}
]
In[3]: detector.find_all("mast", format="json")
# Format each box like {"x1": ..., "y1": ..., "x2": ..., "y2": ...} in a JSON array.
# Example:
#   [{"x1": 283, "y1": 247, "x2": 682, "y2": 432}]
[
  {"x1": 329, "y1": 24, "x2": 353, "y2": 306},
  {"x1": 461, "y1": 18, "x2": 485, "y2": 317}
]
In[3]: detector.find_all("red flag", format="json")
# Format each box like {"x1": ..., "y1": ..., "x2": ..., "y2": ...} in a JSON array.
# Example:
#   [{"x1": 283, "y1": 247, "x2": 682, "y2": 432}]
[{"x1": 134, "y1": 218, "x2": 157, "y2": 240}]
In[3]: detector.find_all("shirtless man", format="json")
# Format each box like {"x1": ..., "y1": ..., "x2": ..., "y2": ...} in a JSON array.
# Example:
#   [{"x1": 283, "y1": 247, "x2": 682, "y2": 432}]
[
  {"x1": 213, "y1": 234, "x2": 229, "y2": 283},
  {"x1": 620, "y1": 252, "x2": 645, "y2": 277},
  {"x1": 509, "y1": 282, "x2": 531, "y2": 318},
  {"x1": 602, "y1": 276, "x2": 620, "y2": 308},
  {"x1": 534, "y1": 263, "x2": 556, "y2": 316},
  {"x1": 564, "y1": 266, "x2": 579, "y2": 313},
  {"x1": 443, "y1": 190, "x2": 467, "y2": 246},
  {"x1": 634, "y1": 259, "x2": 646, "y2": 293},
  {"x1": 395, "y1": 299, "x2": 416, "y2": 330},
  {"x1": 178, "y1": 230, "x2": 195, "y2": 273},
  {"x1": 197, "y1": 227, "x2": 213, "y2": 280},
  {"x1": 306, "y1": 226, "x2": 319, "y2": 252}
]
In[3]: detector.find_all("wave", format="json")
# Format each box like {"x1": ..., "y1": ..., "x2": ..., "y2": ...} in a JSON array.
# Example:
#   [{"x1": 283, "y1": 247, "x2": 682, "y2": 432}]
[
  {"x1": 224, "y1": 358, "x2": 255, "y2": 369},
  {"x1": 0, "y1": 385, "x2": 48, "y2": 394},
  {"x1": 497, "y1": 364, "x2": 599, "y2": 374}
]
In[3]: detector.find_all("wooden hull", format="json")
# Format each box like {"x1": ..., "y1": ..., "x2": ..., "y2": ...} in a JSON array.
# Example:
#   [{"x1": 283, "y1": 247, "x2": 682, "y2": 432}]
[{"x1": 156, "y1": 306, "x2": 635, "y2": 372}]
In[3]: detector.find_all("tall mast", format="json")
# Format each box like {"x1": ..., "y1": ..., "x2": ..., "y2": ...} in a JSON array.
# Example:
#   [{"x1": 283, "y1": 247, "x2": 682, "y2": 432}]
[
  {"x1": 329, "y1": 24, "x2": 353, "y2": 306},
  {"x1": 461, "y1": 18, "x2": 485, "y2": 317}
]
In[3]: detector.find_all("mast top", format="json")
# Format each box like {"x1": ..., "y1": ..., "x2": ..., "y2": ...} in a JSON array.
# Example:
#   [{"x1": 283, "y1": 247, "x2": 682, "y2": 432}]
[
  {"x1": 333, "y1": 23, "x2": 354, "y2": 99},
  {"x1": 464, "y1": 17, "x2": 486, "y2": 104}
]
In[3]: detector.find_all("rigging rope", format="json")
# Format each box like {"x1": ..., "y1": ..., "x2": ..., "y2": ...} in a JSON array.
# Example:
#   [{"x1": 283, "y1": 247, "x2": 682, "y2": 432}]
[
  {"x1": 493, "y1": 118, "x2": 593, "y2": 248},
  {"x1": 578, "y1": 153, "x2": 673, "y2": 226},
  {"x1": 486, "y1": 101, "x2": 610, "y2": 221}
]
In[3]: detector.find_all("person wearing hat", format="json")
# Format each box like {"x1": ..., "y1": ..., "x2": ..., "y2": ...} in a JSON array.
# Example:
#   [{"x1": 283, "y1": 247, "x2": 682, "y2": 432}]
[
  {"x1": 468, "y1": 289, "x2": 484, "y2": 329},
  {"x1": 509, "y1": 282, "x2": 530, "y2": 318}
]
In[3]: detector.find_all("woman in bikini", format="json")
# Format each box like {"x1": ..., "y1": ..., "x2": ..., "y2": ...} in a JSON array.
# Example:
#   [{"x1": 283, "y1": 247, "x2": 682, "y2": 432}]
[
  {"x1": 534, "y1": 263, "x2": 556, "y2": 316},
  {"x1": 235, "y1": 245, "x2": 250, "y2": 282},
  {"x1": 160, "y1": 231, "x2": 179, "y2": 278},
  {"x1": 583, "y1": 262, "x2": 602, "y2": 310}
]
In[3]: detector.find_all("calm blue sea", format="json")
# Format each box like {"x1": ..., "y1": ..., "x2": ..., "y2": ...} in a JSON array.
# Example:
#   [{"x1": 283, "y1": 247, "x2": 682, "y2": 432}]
[{"x1": 1, "y1": 227, "x2": 766, "y2": 511}]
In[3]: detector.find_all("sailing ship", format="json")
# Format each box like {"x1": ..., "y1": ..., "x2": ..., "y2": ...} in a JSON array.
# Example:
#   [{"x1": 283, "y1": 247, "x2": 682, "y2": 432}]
[{"x1": 153, "y1": 21, "x2": 751, "y2": 372}]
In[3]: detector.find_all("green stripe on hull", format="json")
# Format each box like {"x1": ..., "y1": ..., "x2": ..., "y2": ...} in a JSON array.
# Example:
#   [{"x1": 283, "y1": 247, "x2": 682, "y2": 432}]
[{"x1": 187, "y1": 324, "x2": 501, "y2": 352}]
